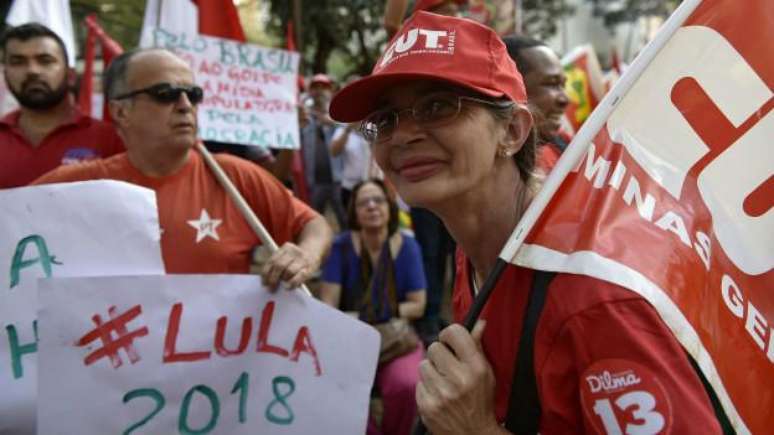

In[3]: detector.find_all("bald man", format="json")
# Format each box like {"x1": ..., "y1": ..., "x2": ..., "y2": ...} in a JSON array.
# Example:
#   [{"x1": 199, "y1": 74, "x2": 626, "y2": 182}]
[{"x1": 34, "y1": 48, "x2": 332, "y2": 287}]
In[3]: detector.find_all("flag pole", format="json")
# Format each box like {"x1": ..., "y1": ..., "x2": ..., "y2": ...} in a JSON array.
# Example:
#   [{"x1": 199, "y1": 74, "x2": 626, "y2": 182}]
[
  {"x1": 196, "y1": 142, "x2": 313, "y2": 297},
  {"x1": 414, "y1": 2, "x2": 703, "y2": 433}
]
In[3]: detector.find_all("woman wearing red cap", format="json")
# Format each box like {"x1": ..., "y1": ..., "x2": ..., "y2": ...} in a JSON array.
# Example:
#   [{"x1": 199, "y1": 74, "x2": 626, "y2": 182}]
[{"x1": 330, "y1": 11, "x2": 720, "y2": 435}]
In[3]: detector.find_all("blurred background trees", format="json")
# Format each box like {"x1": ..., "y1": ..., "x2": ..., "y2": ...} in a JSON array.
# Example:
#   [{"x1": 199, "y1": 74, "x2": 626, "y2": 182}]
[{"x1": 0, "y1": 0, "x2": 682, "y2": 79}]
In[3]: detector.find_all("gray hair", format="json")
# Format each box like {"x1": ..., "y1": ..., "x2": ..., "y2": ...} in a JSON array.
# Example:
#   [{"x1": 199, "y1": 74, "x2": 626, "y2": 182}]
[{"x1": 103, "y1": 48, "x2": 169, "y2": 100}]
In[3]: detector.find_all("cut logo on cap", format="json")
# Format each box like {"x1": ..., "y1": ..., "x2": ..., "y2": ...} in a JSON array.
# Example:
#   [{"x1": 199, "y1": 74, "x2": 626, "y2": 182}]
[
  {"x1": 378, "y1": 28, "x2": 456, "y2": 69},
  {"x1": 579, "y1": 359, "x2": 672, "y2": 434}
]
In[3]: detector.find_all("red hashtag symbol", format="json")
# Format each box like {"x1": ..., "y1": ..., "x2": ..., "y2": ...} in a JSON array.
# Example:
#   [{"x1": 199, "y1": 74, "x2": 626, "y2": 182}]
[{"x1": 76, "y1": 305, "x2": 149, "y2": 369}]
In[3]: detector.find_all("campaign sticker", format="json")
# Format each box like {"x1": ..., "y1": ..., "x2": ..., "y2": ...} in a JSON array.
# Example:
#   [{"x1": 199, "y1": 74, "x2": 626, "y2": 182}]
[
  {"x1": 61, "y1": 147, "x2": 98, "y2": 165},
  {"x1": 579, "y1": 359, "x2": 672, "y2": 434}
]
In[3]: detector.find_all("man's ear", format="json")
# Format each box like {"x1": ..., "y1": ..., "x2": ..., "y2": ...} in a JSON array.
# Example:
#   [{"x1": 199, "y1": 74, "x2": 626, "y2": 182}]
[
  {"x1": 501, "y1": 105, "x2": 534, "y2": 155},
  {"x1": 66, "y1": 67, "x2": 77, "y2": 88},
  {"x1": 109, "y1": 100, "x2": 130, "y2": 127}
]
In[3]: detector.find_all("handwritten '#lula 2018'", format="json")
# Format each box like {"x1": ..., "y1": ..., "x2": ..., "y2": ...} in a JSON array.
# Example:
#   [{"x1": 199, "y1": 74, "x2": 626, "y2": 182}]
[{"x1": 162, "y1": 300, "x2": 323, "y2": 376}]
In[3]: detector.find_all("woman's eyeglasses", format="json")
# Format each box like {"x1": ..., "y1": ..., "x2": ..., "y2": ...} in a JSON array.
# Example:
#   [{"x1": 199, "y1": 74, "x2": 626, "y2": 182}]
[
  {"x1": 360, "y1": 92, "x2": 513, "y2": 143},
  {"x1": 114, "y1": 83, "x2": 204, "y2": 105},
  {"x1": 356, "y1": 196, "x2": 387, "y2": 208}
]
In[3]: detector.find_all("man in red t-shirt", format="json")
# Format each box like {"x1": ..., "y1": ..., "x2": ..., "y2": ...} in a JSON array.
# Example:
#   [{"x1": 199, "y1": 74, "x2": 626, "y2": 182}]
[
  {"x1": 0, "y1": 23, "x2": 123, "y2": 188},
  {"x1": 503, "y1": 34, "x2": 572, "y2": 175},
  {"x1": 34, "y1": 48, "x2": 332, "y2": 285}
]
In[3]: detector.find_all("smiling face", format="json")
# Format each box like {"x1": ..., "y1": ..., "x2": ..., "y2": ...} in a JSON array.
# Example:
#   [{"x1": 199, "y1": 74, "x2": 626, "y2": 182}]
[
  {"x1": 370, "y1": 81, "x2": 516, "y2": 209},
  {"x1": 521, "y1": 46, "x2": 569, "y2": 140},
  {"x1": 3, "y1": 36, "x2": 69, "y2": 110},
  {"x1": 111, "y1": 50, "x2": 198, "y2": 155}
]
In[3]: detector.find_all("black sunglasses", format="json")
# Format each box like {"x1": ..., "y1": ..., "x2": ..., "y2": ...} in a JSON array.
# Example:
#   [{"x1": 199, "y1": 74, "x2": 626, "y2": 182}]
[{"x1": 114, "y1": 83, "x2": 204, "y2": 105}]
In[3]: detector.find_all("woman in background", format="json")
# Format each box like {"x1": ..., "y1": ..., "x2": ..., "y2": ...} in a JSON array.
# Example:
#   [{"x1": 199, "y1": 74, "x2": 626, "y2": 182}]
[{"x1": 319, "y1": 178, "x2": 426, "y2": 435}]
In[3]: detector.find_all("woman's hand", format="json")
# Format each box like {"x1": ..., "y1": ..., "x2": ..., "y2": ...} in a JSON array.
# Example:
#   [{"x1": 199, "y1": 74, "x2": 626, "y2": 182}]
[{"x1": 416, "y1": 320, "x2": 507, "y2": 435}]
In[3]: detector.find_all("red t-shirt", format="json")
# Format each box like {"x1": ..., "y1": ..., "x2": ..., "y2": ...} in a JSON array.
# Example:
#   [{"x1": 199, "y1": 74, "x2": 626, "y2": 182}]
[
  {"x1": 536, "y1": 129, "x2": 573, "y2": 176},
  {"x1": 33, "y1": 151, "x2": 318, "y2": 274},
  {"x1": 0, "y1": 110, "x2": 124, "y2": 188},
  {"x1": 453, "y1": 250, "x2": 721, "y2": 433}
]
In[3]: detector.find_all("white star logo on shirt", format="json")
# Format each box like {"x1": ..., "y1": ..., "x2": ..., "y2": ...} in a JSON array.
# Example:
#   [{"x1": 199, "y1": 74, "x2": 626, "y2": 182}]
[{"x1": 187, "y1": 209, "x2": 222, "y2": 243}]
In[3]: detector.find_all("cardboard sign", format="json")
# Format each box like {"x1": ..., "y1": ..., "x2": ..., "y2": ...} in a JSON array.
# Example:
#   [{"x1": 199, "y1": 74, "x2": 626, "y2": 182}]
[
  {"x1": 514, "y1": 0, "x2": 773, "y2": 432},
  {"x1": 37, "y1": 275, "x2": 380, "y2": 434},
  {"x1": 0, "y1": 181, "x2": 165, "y2": 434},
  {"x1": 149, "y1": 28, "x2": 301, "y2": 150}
]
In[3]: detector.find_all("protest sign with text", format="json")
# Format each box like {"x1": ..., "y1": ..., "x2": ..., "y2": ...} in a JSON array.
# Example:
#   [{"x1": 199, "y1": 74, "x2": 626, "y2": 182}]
[
  {"x1": 508, "y1": 0, "x2": 772, "y2": 432},
  {"x1": 37, "y1": 275, "x2": 379, "y2": 434},
  {"x1": 0, "y1": 181, "x2": 165, "y2": 434},
  {"x1": 149, "y1": 28, "x2": 301, "y2": 149}
]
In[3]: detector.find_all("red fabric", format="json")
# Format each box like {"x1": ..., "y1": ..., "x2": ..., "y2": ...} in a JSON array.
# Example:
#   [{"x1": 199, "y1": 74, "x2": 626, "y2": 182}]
[
  {"x1": 33, "y1": 151, "x2": 318, "y2": 273},
  {"x1": 535, "y1": 129, "x2": 573, "y2": 175},
  {"x1": 453, "y1": 250, "x2": 720, "y2": 433},
  {"x1": 79, "y1": 18, "x2": 96, "y2": 116},
  {"x1": 78, "y1": 15, "x2": 124, "y2": 121},
  {"x1": 330, "y1": 11, "x2": 526, "y2": 122},
  {"x1": 0, "y1": 110, "x2": 124, "y2": 188},
  {"x1": 192, "y1": 0, "x2": 246, "y2": 42}
]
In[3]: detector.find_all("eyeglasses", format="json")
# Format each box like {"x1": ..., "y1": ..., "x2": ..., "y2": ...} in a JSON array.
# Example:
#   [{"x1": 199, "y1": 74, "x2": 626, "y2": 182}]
[
  {"x1": 114, "y1": 83, "x2": 204, "y2": 105},
  {"x1": 355, "y1": 196, "x2": 387, "y2": 208},
  {"x1": 360, "y1": 92, "x2": 514, "y2": 143}
]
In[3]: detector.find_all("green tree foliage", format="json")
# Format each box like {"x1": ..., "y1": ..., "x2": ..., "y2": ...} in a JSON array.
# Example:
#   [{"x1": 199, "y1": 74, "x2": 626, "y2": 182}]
[
  {"x1": 265, "y1": 0, "x2": 387, "y2": 77},
  {"x1": 69, "y1": 0, "x2": 146, "y2": 51},
  {"x1": 265, "y1": 0, "x2": 577, "y2": 78}
]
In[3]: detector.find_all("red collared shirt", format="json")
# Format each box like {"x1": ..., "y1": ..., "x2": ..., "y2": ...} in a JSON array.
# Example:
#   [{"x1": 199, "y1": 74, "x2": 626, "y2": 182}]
[{"x1": 0, "y1": 109, "x2": 124, "y2": 188}]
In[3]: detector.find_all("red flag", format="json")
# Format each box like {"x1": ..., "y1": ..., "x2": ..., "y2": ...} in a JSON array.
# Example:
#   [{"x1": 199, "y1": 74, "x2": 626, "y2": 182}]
[
  {"x1": 508, "y1": 0, "x2": 773, "y2": 432},
  {"x1": 78, "y1": 15, "x2": 124, "y2": 120},
  {"x1": 191, "y1": 0, "x2": 245, "y2": 41},
  {"x1": 285, "y1": 19, "x2": 309, "y2": 203},
  {"x1": 610, "y1": 46, "x2": 622, "y2": 74}
]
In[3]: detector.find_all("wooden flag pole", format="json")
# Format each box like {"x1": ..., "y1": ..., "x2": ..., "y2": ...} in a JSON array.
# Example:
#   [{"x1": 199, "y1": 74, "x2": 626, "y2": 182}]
[{"x1": 196, "y1": 142, "x2": 313, "y2": 297}]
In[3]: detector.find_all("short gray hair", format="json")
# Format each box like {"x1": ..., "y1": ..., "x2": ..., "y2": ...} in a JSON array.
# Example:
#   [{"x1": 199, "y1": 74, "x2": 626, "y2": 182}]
[{"x1": 103, "y1": 48, "x2": 168, "y2": 100}]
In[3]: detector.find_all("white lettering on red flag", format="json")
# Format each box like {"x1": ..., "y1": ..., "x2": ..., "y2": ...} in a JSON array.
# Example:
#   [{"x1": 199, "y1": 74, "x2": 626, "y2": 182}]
[{"x1": 514, "y1": 1, "x2": 772, "y2": 433}]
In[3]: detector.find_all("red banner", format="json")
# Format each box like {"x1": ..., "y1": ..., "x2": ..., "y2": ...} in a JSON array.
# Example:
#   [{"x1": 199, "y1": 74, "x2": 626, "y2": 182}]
[{"x1": 515, "y1": 1, "x2": 773, "y2": 432}]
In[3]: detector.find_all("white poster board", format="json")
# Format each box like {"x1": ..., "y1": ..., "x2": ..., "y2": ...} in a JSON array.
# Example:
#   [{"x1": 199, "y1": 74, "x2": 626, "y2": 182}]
[
  {"x1": 0, "y1": 181, "x2": 165, "y2": 435},
  {"x1": 38, "y1": 275, "x2": 380, "y2": 434},
  {"x1": 148, "y1": 28, "x2": 301, "y2": 150}
]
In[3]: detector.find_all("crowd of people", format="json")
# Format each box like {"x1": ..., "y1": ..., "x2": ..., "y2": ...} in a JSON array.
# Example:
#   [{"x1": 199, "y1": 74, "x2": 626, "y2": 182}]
[{"x1": 1, "y1": 0, "x2": 728, "y2": 434}]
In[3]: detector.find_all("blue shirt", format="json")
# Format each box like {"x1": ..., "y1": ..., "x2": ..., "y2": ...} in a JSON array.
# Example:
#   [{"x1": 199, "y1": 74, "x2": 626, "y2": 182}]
[{"x1": 322, "y1": 231, "x2": 427, "y2": 322}]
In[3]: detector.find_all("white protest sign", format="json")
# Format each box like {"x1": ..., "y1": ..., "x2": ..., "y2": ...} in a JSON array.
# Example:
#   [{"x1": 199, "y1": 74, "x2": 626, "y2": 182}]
[
  {"x1": 148, "y1": 28, "x2": 301, "y2": 149},
  {"x1": 38, "y1": 275, "x2": 380, "y2": 434},
  {"x1": 0, "y1": 181, "x2": 165, "y2": 435}
]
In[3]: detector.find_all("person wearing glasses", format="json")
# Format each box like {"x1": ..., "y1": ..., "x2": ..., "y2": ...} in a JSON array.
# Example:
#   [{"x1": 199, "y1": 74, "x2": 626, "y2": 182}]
[
  {"x1": 0, "y1": 23, "x2": 123, "y2": 188},
  {"x1": 33, "y1": 48, "x2": 332, "y2": 286},
  {"x1": 319, "y1": 178, "x2": 426, "y2": 435},
  {"x1": 329, "y1": 12, "x2": 720, "y2": 435}
]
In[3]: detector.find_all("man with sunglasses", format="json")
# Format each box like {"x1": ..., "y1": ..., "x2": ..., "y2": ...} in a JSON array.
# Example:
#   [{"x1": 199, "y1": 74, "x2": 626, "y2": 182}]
[
  {"x1": 0, "y1": 23, "x2": 124, "y2": 188},
  {"x1": 34, "y1": 48, "x2": 332, "y2": 288}
]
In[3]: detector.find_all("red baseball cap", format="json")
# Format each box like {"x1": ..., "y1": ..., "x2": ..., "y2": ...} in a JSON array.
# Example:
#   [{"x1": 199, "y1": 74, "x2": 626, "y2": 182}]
[
  {"x1": 329, "y1": 12, "x2": 526, "y2": 123},
  {"x1": 413, "y1": 0, "x2": 466, "y2": 13}
]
